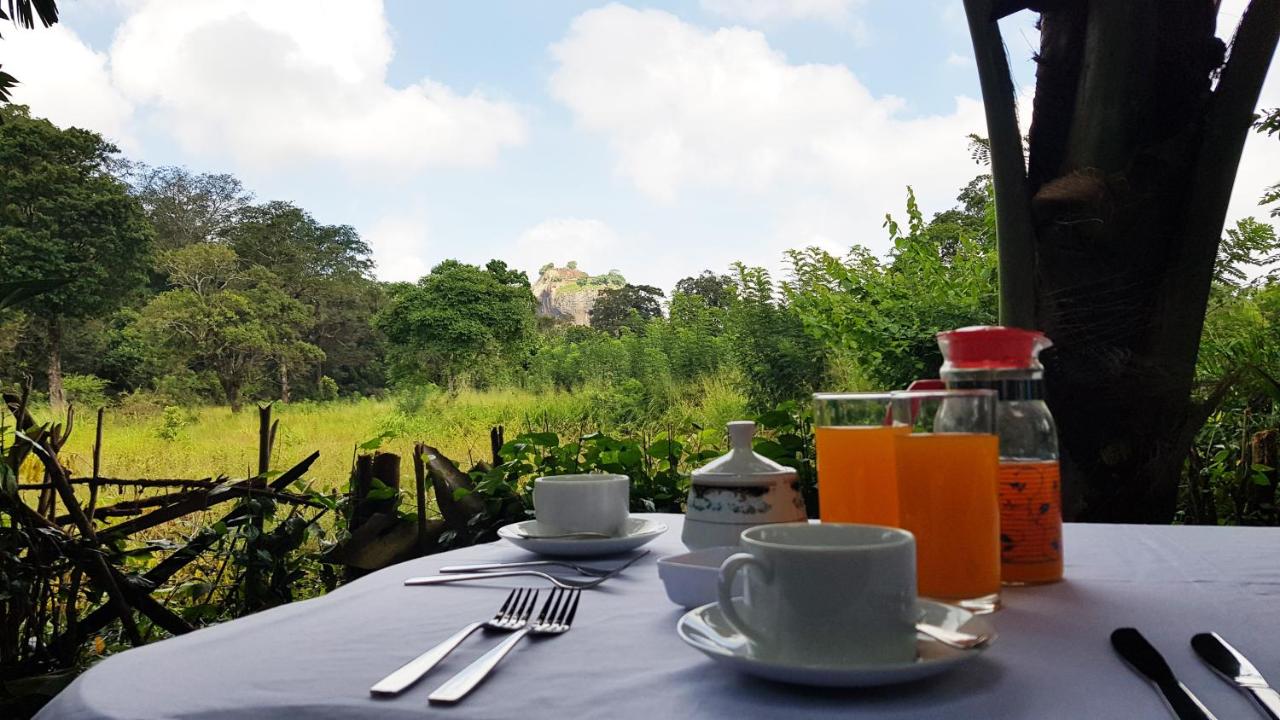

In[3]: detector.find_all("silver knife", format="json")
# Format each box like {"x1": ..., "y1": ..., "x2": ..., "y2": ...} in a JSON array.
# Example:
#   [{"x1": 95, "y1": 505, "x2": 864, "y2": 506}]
[
  {"x1": 1111, "y1": 628, "x2": 1218, "y2": 720},
  {"x1": 1192, "y1": 632, "x2": 1280, "y2": 720}
]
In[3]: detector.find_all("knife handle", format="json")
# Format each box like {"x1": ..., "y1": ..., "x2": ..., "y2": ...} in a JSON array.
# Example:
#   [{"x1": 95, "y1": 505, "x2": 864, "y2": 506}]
[
  {"x1": 1161, "y1": 681, "x2": 1219, "y2": 720},
  {"x1": 1249, "y1": 686, "x2": 1280, "y2": 720}
]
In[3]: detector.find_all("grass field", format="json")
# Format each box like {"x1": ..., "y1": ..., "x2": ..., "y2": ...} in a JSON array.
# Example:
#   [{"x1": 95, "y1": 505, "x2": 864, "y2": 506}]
[{"x1": 30, "y1": 380, "x2": 751, "y2": 491}]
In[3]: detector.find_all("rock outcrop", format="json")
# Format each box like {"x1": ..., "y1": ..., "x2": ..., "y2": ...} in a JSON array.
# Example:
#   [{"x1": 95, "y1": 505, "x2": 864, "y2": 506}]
[{"x1": 530, "y1": 263, "x2": 625, "y2": 325}]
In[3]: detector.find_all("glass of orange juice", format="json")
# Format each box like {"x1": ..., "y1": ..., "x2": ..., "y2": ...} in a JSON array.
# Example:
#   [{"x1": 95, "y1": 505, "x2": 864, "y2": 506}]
[
  {"x1": 891, "y1": 389, "x2": 1000, "y2": 613},
  {"x1": 813, "y1": 393, "x2": 907, "y2": 527}
]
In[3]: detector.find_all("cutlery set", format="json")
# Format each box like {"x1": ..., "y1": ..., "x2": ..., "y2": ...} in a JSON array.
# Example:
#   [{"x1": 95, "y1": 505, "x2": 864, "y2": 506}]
[
  {"x1": 1112, "y1": 627, "x2": 1279, "y2": 719},
  {"x1": 376, "y1": 554, "x2": 636, "y2": 703}
]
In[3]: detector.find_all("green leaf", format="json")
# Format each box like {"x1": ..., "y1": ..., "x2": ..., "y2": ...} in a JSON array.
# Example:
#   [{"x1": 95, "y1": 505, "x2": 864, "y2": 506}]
[
  {"x1": 756, "y1": 410, "x2": 791, "y2": 429},
  {"x1": 523, "y1": 432, "x2": 560, "y2": 447},
  {"x1": 452, "y1": 487, "x2": 472, "y2": 501},
  {"x1": 357, "y1": 430, "x2": 395, "y2": 451}
]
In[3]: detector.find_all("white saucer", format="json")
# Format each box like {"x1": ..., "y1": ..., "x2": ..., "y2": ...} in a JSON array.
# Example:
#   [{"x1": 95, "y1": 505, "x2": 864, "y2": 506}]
[
  {"x1": 677, "y1": 598, "x2": 993, "y2": 687},
  {"x1": 497, "y1": 517, "x2": 667, "y2": 557}
]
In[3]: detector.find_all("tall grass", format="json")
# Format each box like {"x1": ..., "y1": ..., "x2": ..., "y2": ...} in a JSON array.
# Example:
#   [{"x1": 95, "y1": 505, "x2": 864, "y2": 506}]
[{"x1": 38, "y1": 378, "x2": 752, "y2": 490}]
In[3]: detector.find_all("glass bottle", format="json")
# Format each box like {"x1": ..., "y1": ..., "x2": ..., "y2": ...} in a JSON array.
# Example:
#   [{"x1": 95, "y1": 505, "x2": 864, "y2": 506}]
[{"x1": 937, "y1": 326, "x2": 1063, "y2": 585}]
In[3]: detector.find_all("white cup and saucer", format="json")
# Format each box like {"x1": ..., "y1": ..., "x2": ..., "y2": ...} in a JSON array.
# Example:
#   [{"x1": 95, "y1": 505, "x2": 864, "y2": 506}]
[
  {"x1": 497, "y1": 474, "x2": 667, "y2": 557},
  {"x1": 676, "y1": 523, "x2": 995, "y2": 687}
]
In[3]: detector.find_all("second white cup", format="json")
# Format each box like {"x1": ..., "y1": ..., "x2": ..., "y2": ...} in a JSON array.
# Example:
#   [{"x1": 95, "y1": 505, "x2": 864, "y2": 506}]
[{"x1": 533, "y1": 474, "x2": 630, "y2": 536}]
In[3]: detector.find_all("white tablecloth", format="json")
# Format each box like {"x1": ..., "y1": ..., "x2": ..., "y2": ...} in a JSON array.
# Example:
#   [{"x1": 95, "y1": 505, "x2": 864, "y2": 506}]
[{"x1": 38, "y1": 514, "x2": 1280, "y2": 719}]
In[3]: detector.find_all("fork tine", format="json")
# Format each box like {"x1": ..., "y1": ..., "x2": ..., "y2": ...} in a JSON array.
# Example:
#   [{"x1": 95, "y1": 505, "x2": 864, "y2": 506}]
[
  {"x1": 518, "y1": 589, "x2": 539, "y2": 621},
  {"x1": 493, "y1": 588, "x2": 519, "y2": 621},
  {"x1": 559, "y1": 589, "x2": 581, "y2": 628},
  {"x1": 499, "y1": 589, "x2": 523, "y2": 623},
  {"x1": 538, "y1": 588, "x2": 561, "y2": 624}
]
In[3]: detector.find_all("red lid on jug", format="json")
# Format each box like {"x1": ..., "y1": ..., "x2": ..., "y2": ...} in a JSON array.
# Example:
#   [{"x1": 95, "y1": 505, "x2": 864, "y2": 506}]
[{"x1": 937, "y1": 326, "x2": 1050, "y2": 370}]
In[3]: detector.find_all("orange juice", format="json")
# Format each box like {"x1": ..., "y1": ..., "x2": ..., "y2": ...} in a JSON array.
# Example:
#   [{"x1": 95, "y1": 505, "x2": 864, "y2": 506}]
[
  {"x1": 999, "y1": 460, "x2": 1063, "y2": 584},
  {"x1": 895, "y1": 432, "x2": 1000, "y2": 607},
  {"x1": 815, "y1": 425, "x2": 908, "y2": 527}
]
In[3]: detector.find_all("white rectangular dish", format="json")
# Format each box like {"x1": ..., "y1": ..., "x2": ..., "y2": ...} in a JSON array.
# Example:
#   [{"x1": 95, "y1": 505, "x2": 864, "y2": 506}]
[{"x1": 657, "y1": 546, "x2": 744, "y2": 608}]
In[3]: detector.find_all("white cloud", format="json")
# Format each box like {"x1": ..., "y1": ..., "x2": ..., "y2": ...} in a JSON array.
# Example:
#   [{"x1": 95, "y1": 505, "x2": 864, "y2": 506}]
[
  {"x1": 946, "y1": 52, "x2": 972, "y2": 67},
  {"x1": 365, "y1": 212, "x2": 431, "y2": 283},
  {"x1": 106, "y1": 0, "x2": 526, "y2": 176},
  {"x1": 5, "y1": 1, "x2": 525, "y2": 178},
  {"x1": 512, "y1": 218, "x2": 624, "y2": 281},
  {"x1": 700, "y1": 0, "x2": 862, "y2": 25},
  {"x1": 549, "y1": 4, "x2": 988, "y2": 262},
  {"x1": 3, "y1": 25, "x2": 135, "y2": 146}
]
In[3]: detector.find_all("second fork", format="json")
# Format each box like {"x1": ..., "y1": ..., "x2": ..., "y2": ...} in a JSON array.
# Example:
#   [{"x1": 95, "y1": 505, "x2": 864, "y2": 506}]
[
  {"x1": 369, "y1": 588, "x2": 538, "y2": 696},
  {"x1": 428, "y1": 587, "x2": 582, "y2": 704}
]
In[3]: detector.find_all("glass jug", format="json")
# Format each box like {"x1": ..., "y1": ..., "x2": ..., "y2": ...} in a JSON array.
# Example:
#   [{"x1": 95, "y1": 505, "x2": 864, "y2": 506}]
[{"x1": 937, "y1": 326, "x2": 1063, "y2": 585}]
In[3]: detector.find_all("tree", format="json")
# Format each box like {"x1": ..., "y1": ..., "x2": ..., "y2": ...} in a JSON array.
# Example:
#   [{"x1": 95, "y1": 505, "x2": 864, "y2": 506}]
[
  {"x1": 786, "y1": 185, "x2": 998, "y2": 390},
  {"x1": 674, "y1": 271, "x2": 735, "y2": 309},
  {"x1": 375, "y1": 259, "x2": 536, "y2": 389},
  {"x1": 964, "y1": 0, "x2": 1280, "y2": 521},
  {"x1": 131, "y1": 165, "x2": 252, "y2": 251},
  {"x1": 727, "y1": 264, "x2": 826, "y2": 410},
  {"x1": 0, "y1": 105, "x2": 153, "y2": 408},
  {"x1": 136, "y1": 244, "x2": 320, "y2": 411},
  {"x1": 225, "y1": 201, "x2": 383, "y2": 397},
  {"x1": 0, "y1": 1, "x2": 59, "y2": 103},
  {"x1": 589, "y1": 284, "x2": 664, "y2": 336}
]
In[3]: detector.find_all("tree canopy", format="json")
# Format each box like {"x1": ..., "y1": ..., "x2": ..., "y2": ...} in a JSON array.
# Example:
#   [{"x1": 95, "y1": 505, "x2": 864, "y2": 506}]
[
  {"x1": 376, "y1": 259, "x2": 536, "y2": 389},
  {"x1": 589, "y1": 284, "x2": 664, "y2": 337},
  {"x1": 0, "y1": 104, "x2": 153, "y2": 407}
]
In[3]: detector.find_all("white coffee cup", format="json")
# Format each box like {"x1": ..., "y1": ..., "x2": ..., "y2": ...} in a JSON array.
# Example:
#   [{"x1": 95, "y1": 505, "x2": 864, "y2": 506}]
[
  {"x1": 533, "y1": 474, "x2": 630, "y2": 536},
  {"x1": 717, "y1": 523, "x2": 918, "y2": 666}
]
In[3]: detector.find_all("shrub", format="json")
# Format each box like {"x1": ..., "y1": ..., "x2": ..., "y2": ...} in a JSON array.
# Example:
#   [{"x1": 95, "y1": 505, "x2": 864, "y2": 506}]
[
  {"x1": 317, "y1": 375, "x2": 339, "y2": 401},
  {"x1": 156, "y1": 405, "x2": 196, "y2": 440},
  {"x1": 62, "y1": 373, "x2": 111, "y2": 409}
]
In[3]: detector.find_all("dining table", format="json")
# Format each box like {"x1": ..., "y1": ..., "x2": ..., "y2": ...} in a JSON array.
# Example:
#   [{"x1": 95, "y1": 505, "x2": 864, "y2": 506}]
[{"x1": 37, "y1": 513, "x2": 1280, "y2": 719}]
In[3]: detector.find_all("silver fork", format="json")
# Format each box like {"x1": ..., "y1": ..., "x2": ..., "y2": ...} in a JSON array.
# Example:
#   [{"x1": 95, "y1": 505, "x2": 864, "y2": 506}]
[
  {"x1": 405, "y1": 550, "x2": 647, "y2": 590},
  {"x1": 369, "y1": 588, "x2": 538, "y2": 696},
  {"x1": 428, "y1": 588, "x2": 581, "y2": 704},
  {"x1": 439, "y1": 556, "x2": 637, "y2": 577}
]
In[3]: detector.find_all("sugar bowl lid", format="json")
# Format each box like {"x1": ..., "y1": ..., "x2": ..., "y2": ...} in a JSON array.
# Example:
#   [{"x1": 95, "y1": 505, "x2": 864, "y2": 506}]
[{"x1": 691, "y1": 421, "x2": 796, "y2": 487}]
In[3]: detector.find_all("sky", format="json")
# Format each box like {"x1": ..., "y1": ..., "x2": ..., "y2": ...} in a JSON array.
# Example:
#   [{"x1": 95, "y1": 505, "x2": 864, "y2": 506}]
[{"x1": 4, "y1": 0, "x2": 1278, "y2": 291}]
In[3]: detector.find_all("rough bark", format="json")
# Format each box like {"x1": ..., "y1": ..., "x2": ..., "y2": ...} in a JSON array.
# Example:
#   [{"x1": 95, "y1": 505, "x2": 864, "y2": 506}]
[{"x1": 967, "y1": 0, "x2": 1280, "y2": 522}]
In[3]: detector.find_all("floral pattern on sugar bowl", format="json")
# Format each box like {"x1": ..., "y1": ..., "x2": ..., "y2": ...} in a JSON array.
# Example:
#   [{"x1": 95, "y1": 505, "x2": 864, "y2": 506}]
[
  {"x1": 682, "y1": 421, "x2": 808, "y2": 549},
  {"x1": 687, "y1": 481, "x2": 807, "y2": 520}
]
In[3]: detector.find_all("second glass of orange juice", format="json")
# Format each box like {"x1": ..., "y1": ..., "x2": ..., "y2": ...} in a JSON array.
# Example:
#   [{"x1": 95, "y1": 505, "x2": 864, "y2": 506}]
[
  {"x1": 813, "y1": 393, "x2": 905, "y2": 527},
  {"x1": 891, "y1": 389, "x2": 1000, "y2": 613}
]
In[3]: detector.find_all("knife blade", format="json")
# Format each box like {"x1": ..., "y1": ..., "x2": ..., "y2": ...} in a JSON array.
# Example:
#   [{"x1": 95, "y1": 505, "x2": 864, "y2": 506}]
[
  {"x1": 1191, "y1": 632, "x2": 1280, "y2": 720},
  {"x1": 1111, "y1": 627, "x2": 1218, "y2": 720}
]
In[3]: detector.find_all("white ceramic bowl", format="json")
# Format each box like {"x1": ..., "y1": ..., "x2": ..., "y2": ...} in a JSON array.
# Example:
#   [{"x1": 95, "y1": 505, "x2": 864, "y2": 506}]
[{"x1": 657, "y1": 546, "x2": 744, "y2": 608}]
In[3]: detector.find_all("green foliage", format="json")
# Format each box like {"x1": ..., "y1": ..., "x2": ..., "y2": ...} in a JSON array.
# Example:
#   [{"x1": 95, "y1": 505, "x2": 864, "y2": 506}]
[
  {"x1": 725, "y1": 264, "x2": 827, "y2": 409},
  {"x1": 156, "y1": 405, "x2": 194, "y2": 440},
  {"x1": 136, "y1": 244, "x2": 322, "y2": 410},
  {"x1": 61, "y1": 373, "x2": 109, "y2": 409},
  {"x1": 785, "y1": 182, "x2": 998, "y2": 389},
  {"x1": 376, "y1": 259, "x2": 536, "y2": 390},
  {"x1": 675, "y1": 271, "x2": 734, "y2": 308},
  {"x1": 317, "y1": 376, "x2": 339, "y2": 401},
  {"x1": 589, "y1": 283, "x2": 664, "y2": 336},
  {"x1": 1216, "y1": 218, "x2": 1279, "y2": 286},
  {"x1": 449, "y1": 402, "x2": 818, "y2": 545},
  {"x1": 0, "y1": 105, "x2": 153, "y2": 323},
  {"x1": 130, "y1": 165, "x2": 251, "y2": 251}
]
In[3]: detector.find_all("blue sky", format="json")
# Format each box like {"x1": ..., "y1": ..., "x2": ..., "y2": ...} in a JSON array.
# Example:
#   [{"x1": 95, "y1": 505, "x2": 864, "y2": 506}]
[{"x1": 5, "y1": 1, "x2": 1277, "y2": 291}]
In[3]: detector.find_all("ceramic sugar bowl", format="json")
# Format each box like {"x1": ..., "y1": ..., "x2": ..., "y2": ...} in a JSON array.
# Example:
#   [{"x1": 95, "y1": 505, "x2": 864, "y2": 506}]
[{"x1": 682, "y1": 421, "x2": 808, "y2": 550}]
